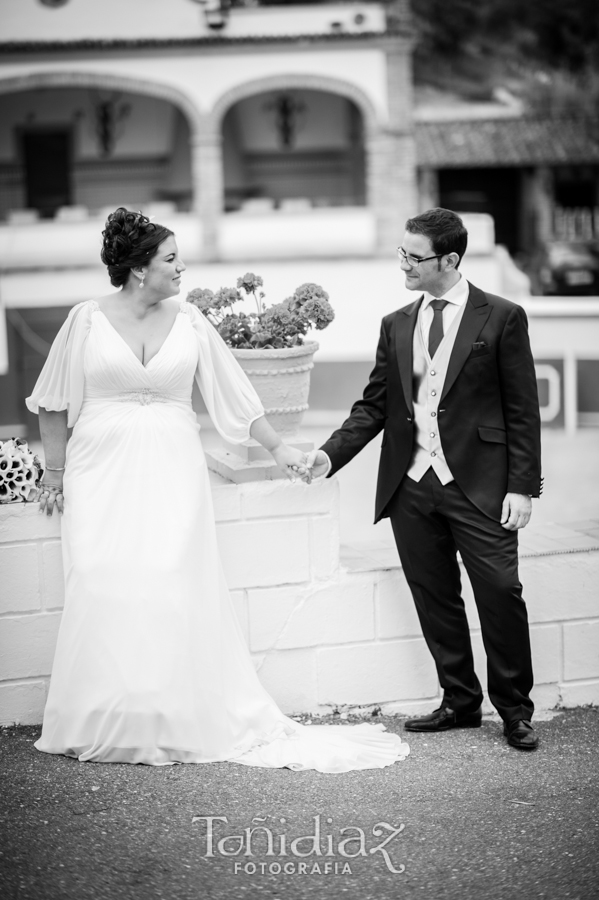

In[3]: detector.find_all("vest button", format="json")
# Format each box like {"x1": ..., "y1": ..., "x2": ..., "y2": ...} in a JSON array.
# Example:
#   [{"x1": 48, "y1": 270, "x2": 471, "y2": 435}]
[
  {"x1": 431, "y1": 390, "x2": 437, "y2": 396},
  {"x1": 430, "y1": 370, "x2": 436, "y2": 376},
  {"x1": 431, "y1": 451, "x2": 437, "y2": 457},
  {"x1": 431, "y1": 411, "x2": 437, "y2": 417},
  {"x1": 430, "y1": 432, "x2": 436, "y2": 438}
]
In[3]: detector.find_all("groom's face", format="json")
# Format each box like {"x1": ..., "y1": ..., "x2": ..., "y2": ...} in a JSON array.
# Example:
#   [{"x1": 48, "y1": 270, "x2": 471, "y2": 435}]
[{"x1": 399, "y1": 231, "x2": 444, "y2": 294}]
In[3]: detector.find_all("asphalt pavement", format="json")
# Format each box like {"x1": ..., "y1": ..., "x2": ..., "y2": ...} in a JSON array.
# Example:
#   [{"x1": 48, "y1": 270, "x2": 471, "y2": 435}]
[{"x1": 1, "y1": 707, "x2": 598, "y2": 900}]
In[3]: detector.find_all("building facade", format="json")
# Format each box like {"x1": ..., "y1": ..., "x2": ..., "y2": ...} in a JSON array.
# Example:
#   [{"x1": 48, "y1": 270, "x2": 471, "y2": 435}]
[{"x1": 0, "y1": 0, "x2": 416, "y2": 263}]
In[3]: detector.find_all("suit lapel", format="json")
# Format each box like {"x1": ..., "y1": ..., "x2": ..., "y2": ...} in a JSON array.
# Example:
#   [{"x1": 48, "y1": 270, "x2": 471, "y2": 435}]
[
  {"x1": 441, "y1": 282, "x2": 492, "y2": 401},
  {"x1": 394, "y1": 296, "x2": 422, "y2": 413}
]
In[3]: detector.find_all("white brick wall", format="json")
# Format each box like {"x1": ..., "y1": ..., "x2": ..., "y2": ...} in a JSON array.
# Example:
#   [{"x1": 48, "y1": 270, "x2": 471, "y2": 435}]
[
  {"x1": 0, "y1": 505, "x2": 64, "y2": 725},
  {"x1": 1, "y1": 485, "x2": 598, "y2": 725},
  {"x1": 0, "y1": 544, "x2": 41, "y2": 613},
  {"x1": 217, "y1": 518, "x2": 312, "y2": 589},
  {"x1": 317, "y1": 639, "x2": 439, "y2": 706},
  {"x1": 375, "y1": 570, "x2": 423, "y2": 639},
  {"x1": 563, "y1": 620, "x2": 599, "y2": 681},
  {"x1": 0, "y1": 613, "x2": 62, "y2": 681},
  {"x1": 0, "y1": 681, "x2": 47, "y2": 727},
  {"x1": 253, "y1": 648, "x2": 319, "y2": 713},
  {"x1": 247, "y1": 575, "x2": 375, "y2": 652}
]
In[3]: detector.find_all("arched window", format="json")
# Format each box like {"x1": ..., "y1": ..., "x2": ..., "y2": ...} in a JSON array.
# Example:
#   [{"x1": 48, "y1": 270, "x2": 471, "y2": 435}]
[
  {"x1": 0, "y1": 86, "x2": 193, "y2": 220},
  {"x1": 221, "y1": 89, "x2": 366, "y2": 212}
]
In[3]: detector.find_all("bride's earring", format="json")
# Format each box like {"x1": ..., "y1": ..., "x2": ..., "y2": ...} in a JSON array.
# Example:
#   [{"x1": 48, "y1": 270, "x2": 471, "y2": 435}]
[{"x1": 139, "y1": 273, "x2": 145, "y2": 289}]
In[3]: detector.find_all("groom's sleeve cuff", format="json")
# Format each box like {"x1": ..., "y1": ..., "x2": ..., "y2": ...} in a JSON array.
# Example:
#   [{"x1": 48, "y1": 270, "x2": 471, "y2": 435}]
[{"x1": 321, "y1": 451, "x2": 332, "y2": 478}]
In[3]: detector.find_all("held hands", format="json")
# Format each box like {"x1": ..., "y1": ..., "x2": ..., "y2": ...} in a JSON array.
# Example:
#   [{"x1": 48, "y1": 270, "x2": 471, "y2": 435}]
[
  {"x1": 35, "y1": 478, "x2": 64, "y2": 517},
  {"x1": 305, "y1": 449, "x2": 330, "y2": 480},
  {"x1": 501, "y1": 493, "x2": 532, "y2": 530},
  {"x1": 271, "y1": 444, "x2": 311, "y2": 483}
]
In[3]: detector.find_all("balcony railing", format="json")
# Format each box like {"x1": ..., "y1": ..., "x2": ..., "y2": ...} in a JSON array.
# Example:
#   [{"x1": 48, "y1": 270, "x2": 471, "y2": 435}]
[{"x1": 0, "y1": 205, "x2": 376, "y2": 268}]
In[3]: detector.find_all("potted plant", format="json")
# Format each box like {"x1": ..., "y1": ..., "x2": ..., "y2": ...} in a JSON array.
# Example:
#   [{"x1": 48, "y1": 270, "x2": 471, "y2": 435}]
[{"x1": 187, "y1": 273, "x2": 334, "y2": 439}]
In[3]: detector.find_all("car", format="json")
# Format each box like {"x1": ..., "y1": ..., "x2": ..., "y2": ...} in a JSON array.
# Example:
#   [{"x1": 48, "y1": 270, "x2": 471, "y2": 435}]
[{"x1": 528, "y1": 240, "x2": 599, "y2": 296}]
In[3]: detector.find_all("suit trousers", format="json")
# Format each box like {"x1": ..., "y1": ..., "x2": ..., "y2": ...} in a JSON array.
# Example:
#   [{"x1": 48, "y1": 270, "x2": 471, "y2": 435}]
[{"x1": 387, "y1": 468, "x2": 534, "y2": 723}]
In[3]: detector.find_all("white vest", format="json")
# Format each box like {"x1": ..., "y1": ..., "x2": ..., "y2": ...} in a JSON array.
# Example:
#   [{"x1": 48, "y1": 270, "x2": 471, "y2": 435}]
[{"x1": 407, "y1": 302, "x2": 467, "y2": 484}]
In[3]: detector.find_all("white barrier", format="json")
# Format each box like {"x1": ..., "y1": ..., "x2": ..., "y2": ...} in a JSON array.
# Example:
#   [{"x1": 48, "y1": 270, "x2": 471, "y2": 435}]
[{"x1": 1, "y1": 479, "x2": 598, "y2": 725}]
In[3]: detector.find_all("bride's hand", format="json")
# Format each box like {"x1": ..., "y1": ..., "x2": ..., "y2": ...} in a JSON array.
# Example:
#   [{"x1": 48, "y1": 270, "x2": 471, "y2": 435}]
[
  {"x1": 271, "y1": 444, "x2": 311, "y2": 483},
  {"x1": 36, "y1": 479, "x2": 64, "y2": 516}
]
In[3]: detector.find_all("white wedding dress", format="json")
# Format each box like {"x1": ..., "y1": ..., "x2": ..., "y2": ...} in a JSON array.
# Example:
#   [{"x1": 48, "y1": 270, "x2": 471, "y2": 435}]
[{"x1": 27, "y1": 299, "x2": 409, "y2": 772}]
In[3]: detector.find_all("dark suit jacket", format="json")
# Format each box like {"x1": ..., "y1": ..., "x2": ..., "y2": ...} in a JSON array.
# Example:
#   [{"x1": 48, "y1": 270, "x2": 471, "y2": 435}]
[{"x1": 321, "y1": 282, "x2": 543, "y2": 523}]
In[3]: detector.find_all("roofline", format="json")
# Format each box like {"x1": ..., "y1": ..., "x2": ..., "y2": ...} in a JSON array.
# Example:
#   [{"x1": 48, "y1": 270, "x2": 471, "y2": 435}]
[
  {"x1": 0, "y1": 28, "x2": 412, "y2": 56},
  {"x1": 415, "y1": 113, "x2": 599, "y2": 127},
  {"x1": 414, "y1": 115, "x2": 599, "y2": 167},
  {"x1": 415, "y1": 159, "x2": 599, "y2": 168}
]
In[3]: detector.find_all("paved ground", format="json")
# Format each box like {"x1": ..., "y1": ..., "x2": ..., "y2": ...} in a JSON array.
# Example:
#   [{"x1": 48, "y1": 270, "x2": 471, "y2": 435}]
[{"x1": 1, "y1": 707, "x2": 598, "y2": 900}]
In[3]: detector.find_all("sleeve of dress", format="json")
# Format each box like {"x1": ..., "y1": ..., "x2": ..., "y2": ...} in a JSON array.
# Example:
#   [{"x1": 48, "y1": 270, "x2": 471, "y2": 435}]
[
  {"x1": 25, "y1": 301, "x2": 92, "y2": 428},
  {"x1": 187, "y1": 303, "x2": 265, "y2": 444}
]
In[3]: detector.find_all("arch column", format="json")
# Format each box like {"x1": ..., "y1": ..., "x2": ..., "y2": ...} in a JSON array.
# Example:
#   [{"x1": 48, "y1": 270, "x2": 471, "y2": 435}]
[
  {"x1": 191, "y1": 128, "x2": 222, "y2": 262},
  {"x1": 368, "y1": 129, "x2": 417, "y2": 255},
  {"x1": 367, "y1": 40, "x2": 418, "y2": 255}
]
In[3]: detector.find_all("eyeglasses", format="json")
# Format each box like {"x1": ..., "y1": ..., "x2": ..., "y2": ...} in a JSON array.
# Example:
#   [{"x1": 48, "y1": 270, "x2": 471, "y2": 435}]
[{"x1": 397, "y1": 247, "x2": 445, "y2": 267}]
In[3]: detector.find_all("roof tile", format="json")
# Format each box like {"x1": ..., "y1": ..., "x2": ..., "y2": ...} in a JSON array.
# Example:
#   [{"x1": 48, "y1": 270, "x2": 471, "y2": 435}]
[{"x1": 415, "y1": 117, "x2": 599, "y2": 167}]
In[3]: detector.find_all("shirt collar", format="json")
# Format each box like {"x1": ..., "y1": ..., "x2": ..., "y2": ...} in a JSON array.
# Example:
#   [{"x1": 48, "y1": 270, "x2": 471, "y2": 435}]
[{"x1": 422, "y1": 275, "x2": 469, "y2": 309}]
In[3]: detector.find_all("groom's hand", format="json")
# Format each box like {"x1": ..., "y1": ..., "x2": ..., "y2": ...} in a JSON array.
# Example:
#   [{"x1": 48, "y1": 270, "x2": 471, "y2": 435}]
[
  {"x1": 501, "y1": 493, "x2": 532, "y2": 530},
  {"x1": 271, "y1": 444, "x2": 310, "y2": 482},
  {"x1": 305, "y1": 449, "x2": 330, "y2": 480}
]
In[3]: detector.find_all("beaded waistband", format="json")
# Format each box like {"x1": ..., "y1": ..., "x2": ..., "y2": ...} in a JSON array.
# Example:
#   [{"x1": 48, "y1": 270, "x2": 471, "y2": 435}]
[{"x1": 117, "y1": 389, "x2": 169, "y2": 405}]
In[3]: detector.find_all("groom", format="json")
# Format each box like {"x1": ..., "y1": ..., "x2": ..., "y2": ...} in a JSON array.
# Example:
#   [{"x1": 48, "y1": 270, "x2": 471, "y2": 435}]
[{"x1": 308, "y1": 208, "x2": 542, "y2": 751}]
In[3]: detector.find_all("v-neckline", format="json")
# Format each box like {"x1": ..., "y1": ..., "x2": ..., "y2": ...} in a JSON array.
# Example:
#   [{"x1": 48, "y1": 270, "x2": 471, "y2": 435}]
[{"x1": 95, "y1": 307, "x2": 182, "y2": 370}]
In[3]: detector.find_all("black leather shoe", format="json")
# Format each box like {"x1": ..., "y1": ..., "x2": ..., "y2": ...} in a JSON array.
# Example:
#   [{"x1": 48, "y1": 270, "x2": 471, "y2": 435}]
[
  {"x1": 503, "y1": 719, "x2": 538, "y2": 751},
  {"x1": 404, "y1": 706, "x2": 482, "y2": 732}
]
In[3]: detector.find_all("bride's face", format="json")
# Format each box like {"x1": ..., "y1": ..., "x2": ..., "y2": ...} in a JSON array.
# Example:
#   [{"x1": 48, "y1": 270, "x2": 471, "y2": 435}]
[{"x1": 142, "y1": 235, "x2": 186, "y2": 297}]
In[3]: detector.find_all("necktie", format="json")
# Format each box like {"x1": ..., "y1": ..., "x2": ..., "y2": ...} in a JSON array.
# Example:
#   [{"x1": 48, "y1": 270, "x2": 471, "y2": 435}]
[{"x1": 428, "y1": 299, "x2": 448, "y2": 359}]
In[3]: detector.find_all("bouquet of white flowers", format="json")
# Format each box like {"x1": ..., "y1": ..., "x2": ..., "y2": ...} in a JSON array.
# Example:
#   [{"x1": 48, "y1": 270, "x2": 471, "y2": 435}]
[{"x1": 0, "y1": 438, "x2": 43, "y2": 504}]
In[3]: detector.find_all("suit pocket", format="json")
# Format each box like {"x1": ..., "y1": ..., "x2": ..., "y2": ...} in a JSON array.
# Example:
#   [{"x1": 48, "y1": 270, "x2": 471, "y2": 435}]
[
  {"x1": 469, "y1": 346, "x2": 490, "y2": 360},
  {"x1": 478, "y1": 426, "x2": 507, "y2": 444}
]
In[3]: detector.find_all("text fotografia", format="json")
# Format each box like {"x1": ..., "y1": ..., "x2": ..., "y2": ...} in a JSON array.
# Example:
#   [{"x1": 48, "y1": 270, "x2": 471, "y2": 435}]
[{"x1": 192, "y1": 815, "x2": 406, "y2": 875}]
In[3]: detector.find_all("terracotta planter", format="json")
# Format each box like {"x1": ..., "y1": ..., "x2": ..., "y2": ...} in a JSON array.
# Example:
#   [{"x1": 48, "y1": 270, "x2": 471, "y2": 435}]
[{"x1": 232, "y1": 341, "x2": 319, "y2": 440}]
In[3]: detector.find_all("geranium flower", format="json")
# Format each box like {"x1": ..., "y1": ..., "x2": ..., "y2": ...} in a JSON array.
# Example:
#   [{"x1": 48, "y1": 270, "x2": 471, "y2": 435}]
[
  {"x1": 300, "y1": 297, "x2": 335, "y2": 330},
  {"x1": 214, "y1": 287, "x2": 242, "y2": 309},
  {"x1": 237, "y1": 273, "x2": 264, "y2": 294},
  {"x1": 187, "y1": 274, "x2": 333, "y2": 349},
  {"x1": 186, "y1": 288, "x2": 216, "y2": 313}
]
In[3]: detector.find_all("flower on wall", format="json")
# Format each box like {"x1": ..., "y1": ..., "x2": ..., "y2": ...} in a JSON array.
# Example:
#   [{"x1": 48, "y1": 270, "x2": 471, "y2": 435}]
[{"x1": 187, "y1": 273, "x2": 334, "y2": 349}]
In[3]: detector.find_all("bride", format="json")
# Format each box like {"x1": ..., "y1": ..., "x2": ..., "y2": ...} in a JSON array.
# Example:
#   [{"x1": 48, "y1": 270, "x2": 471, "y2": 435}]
[{"x1": 28, "y1": 207, "x2": 409, "y2": 772}]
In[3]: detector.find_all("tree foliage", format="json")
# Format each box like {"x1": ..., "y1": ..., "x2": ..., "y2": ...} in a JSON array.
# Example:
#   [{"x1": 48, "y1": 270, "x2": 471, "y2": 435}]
[{"x1": 412, "y1": 0, "x2": 599, "y2": 72}]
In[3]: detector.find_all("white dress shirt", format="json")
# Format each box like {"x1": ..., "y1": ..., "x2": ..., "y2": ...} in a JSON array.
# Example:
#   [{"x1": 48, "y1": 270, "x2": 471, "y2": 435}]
[{"x1": 419, "y1": 274, "x2": 469, "y2": 346}]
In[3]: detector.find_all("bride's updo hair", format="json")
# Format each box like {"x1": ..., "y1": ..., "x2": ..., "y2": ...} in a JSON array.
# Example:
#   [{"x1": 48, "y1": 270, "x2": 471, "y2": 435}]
[{"x1": 101, "y1": 207, "x2": 174, "y2": 288}]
